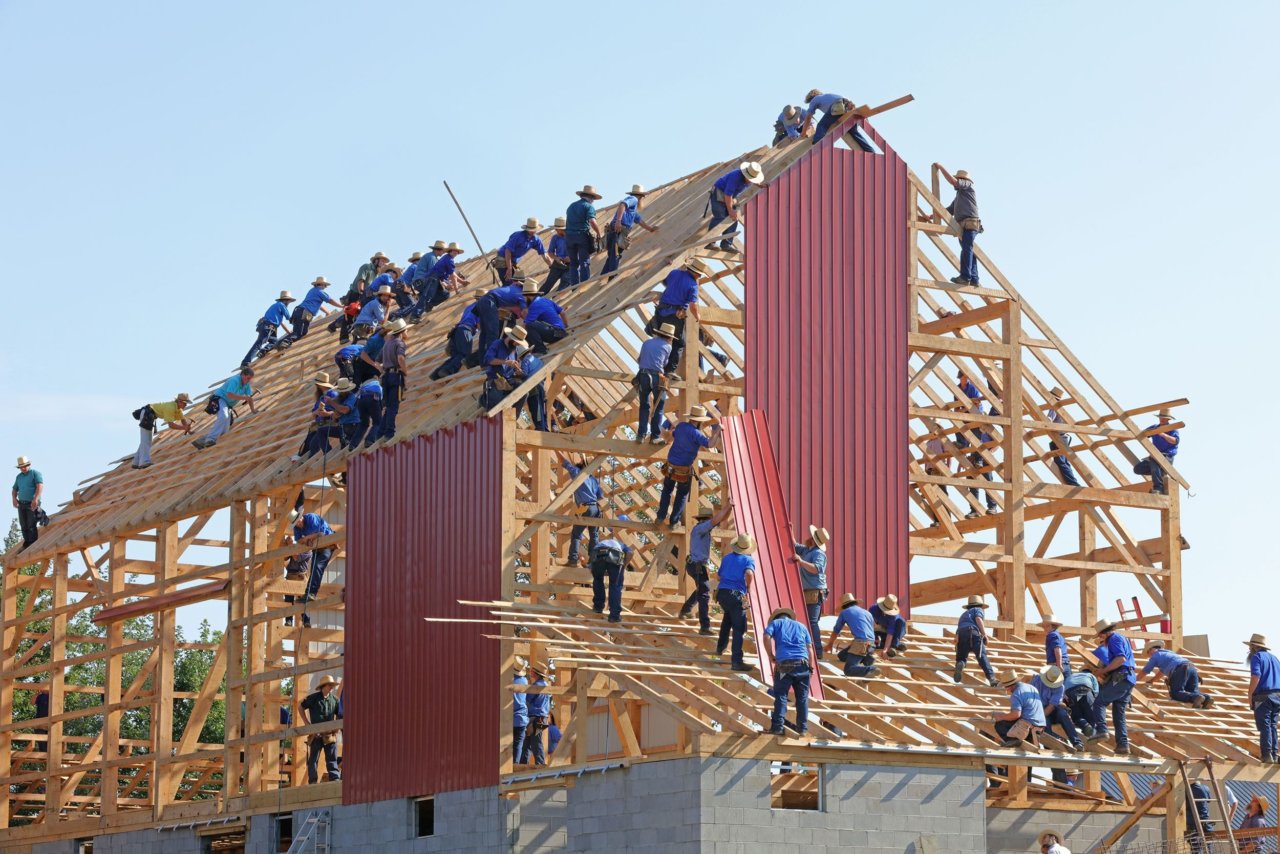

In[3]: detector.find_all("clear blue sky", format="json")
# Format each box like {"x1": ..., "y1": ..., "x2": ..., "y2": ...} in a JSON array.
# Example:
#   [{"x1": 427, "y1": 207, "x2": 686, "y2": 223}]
[{"x1": 1, "y1": 2, "x2": 1275, "y2": 654}]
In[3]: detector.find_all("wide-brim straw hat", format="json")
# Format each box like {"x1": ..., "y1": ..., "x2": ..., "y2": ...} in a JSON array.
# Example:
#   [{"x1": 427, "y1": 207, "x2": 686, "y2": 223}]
[
  {"x1": 964, "y1": 595, "x2": 987, "y2": 609},
  {"x1": 1245, "y1": 633, "x2": 1270, "y2": 649},
  {"x1": 15, "y1": 456, "x2": 31, "y2": 468},
  {"x1": 1038, "y1": 830, "x2": 1062, "y2": 847},
  {"x1": 1041, "y1": 614, "x2": 1062, "y2": 627},
  {"x1": 408, "y1": 251, "x2": 423, "y2": 262},
  {"x1": 629, "y1": 183, "x2": 648, "y2": 196},
  {"x1": 521, "y1": 217, "x2": 542, "y2": 231},
  {"x1": 839, "y1": 593, "x2": 860, "y2": 609},
  {"x1": 553, "y1": 216, "x2": 567, "y2": 229},
  {"x1": 1158, "y1": 408, "x2": 1174, "y2": 419},
  {"x1": 521, "y1": 280, "x2": 542, "y2": 295},
  {"x1": 1092, "y1": 618, "x2": 1118, "y2": 636},
  {"x1": 1048, "y1": 386, "x2": 1065, "y2": 399},
  {"x1": 770, "y1": 607, "x2": 796, "y2": 622},
  {"x1": 808, "y1": 524, "x2": 830, "y2": 547},
  {"x1": 528, "y1": 660, "x2": 549, "y2": 676},
  {"x1": 446, "y1": 241, "x2": 464, "y2": 253},
  {"x1": 175, "y1": 393, "x2": 191, "y2": 404},
  {"x1": 314, "y1": 675, "x2": 340, "y2": 690},
  {"x1": 654, "y1": 322, "x2": 677, "y2": 339},
  {"x1": 376, "y1": 285, "x2": 393, "y2": 296},
  {"x1": 383, "y1": 318, "x2": 408, "y2": 337},
  {"x1": 334, "y1": 378, "x2": 356, "y2": 393},
  {"x1": 996, "y1": 669, "x2": 1022, "y2": 688},
  {"x1": 575, "y1": 185, "x2": 602, "y2": 200},
  {"x1": 514, "y1": 658, "x2": 528, "y2": 675},
  {"x1": 370, "y1": 251, "x2": 389, "y2": 262},
  {"x1": 954, "y1": 170, "x2": 971, "y2": 181},
  {"x1": 312, "y1": 371, "x2": 333, "y2": 387},
  {"x1": 732, "y1": 534, "x2": 756, "y2": 554},
  {"x1": 1040, "y1": 665, "x2": 1065, "y2": 688},
  {"x1": 1145, "y1": 639, "x2": 1165, "y2": 652},
  {"x1": 878, "y1": 594, "x2": 900, "y2": 615},
  {"x1": 739, "y1": 161, "x2": 764, "y2": 185},
  {"x1": 311, "y1": 276, "x2": 329, "y2": 286},
  {"x1": 686, "y1": 405, "x2": 712, "y2": 422},
  {"x1": 430, "y1": 240, "x2": 448, "y2": 251},
  {"x1": 278, "y1": 290, "x2": 296, "y2": 302},
  {"x1": 684, "y1": 257, "x2": 714, "y2": 277},
  {"x1": 505, "y1": 325, "x2": 529, "y2": 343},
  {"x1": 783, "y1": 104, "x2": 799, "y2": 119}
]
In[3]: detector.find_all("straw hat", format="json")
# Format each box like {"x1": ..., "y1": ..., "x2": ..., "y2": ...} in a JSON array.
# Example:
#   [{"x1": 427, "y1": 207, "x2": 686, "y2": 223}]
[
  {"x1": 877, "y1": 594, "x2": 900, "y2": 615},
  {"x1": 684, "y1": 257, "x2": 714, "y2": 277},
  {"x1": 314, "y1": 675, "x2": 340, "y2": 690},
  {"x1": 505, "y1": 325, "x2": 529, "y2": 343},
  {"x1": 277, "y1": 290, "x2": 296, "y2": 302},
  {"x1": 430, "y1": 239, "x2": 448, "y2": 251},
  {"x1": 1145, "y1": 639, "x2": 1165, "y2": 652},
  {"x1": 1245, "y1": 633, "x2": 1270, "y2": 649},
  {"x1": 955, "y1": 170, "x2": 971, "y2": 181},
  {"x1": 521, "y1": 279, "x2": 542, "y2": 295},
  {"x1": 175, "y1": 393, "x2": 191, "y2": 404},
  {"x1": 629, "y1": 183, "x2": 648, "y2": 197},
  {"x1": 1040, "y1": 665, "x2": 1064, "y2": 688},
  {"x1": 654, "y1": 322, "x2": 677, "y2": 339},
  {"x1": 732, "y1": 534, "x2": 756, "y2": 554},
  {"x1": 553, "y1": 216, "x2": 567, "y2": 229},
  {"x1": 575, "y1": 185, "x2": 602, "y2": 200},
  {"x1": 383, "y1": 318, "x2": 408, "y2": 337},
  {"x1": 805, "y1": 89, "x2": 822, "y2": 102},
  {"x1": 15, "y1": 456, "x2": 31, "y2": 468},
  {"x1": 1048, "y1": 386, "x2": 1065, "y2": 400},
  {"x1": 783, "y1": 105, "x2": 799, "y2": 119},
  {"x1": 514, "y1": 658, "x2": 528, "y2": 675},
  {"x1": 528, "y1": 660, "x2": 549, "y2": 676},
  {"x1": 376, "y1": 285, "x2": 393, "y2": 297},
  {"x1": 1041, "y1": 614, "x2": 1062, "y2": 627},
  {"x1": 408, "y1": 251, "x2": 423, "y2": 262},
  {"x1": 808, "y1": 524, "x2": 830, "y2": 548},
  {"x1": 739, "y1": 161, "x2": 764, "y2": 185},
  {"x1": 1038, "y1": 830, "x2": 1062, "y2": 847},
  {"x1": 996, "y1": 669, "x2": 1022, "y2": 688},
  {"x1": 312, "y1": 371, "x2": 333, "y2": 387},
  {"x1": 685, "y1": 405, "x2": 712, "y2": 423},
  {"x1": 333, "y1": 378, "x2": 356, "y2": 393},
  {"x1": 446, "y1": 241, "x2": 464, "y2": 253},
  {"x1": 521, "y1": 217, "x2": 542, "y2": 231},
  {"x1": 1158, "y1": 408, "x2": 1174, "y2": 419},
  {"x1": 964, "y1": 595, "x2": 987, "y2": 609},
  {"x1": 370, "y1": 251, "x2": 388, "y2": 262},
  {"x1": 311, "y1": 276, "x2": 329, "y2": 286},
  {"x1": 1092, "y1": 618, "x2": 1118, "y2": 636},
  {"x1": 839, "y1": 593, "x2": 860, "y2": 609},
  {"x1": 770, "y1": 607, "x2": 796, "y2": 622}
]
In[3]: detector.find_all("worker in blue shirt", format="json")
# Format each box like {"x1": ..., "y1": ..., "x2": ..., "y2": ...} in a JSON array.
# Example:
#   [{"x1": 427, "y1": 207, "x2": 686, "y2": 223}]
[
  {"x1": 481, "y1": 326, "x2": 529, "y2": 408},
  {"x1": 543, "y1": 217, "x2": 571, "y2": 293},
  {"x1": 1139, "y1": 639, "x2": 1212, "y2": 709},
  {"x1": 954, "y1": 594, "x2": 997, "y2": 686},
  {"x1": 523, "y1": 292, "x2": 568, "y2": 354},
  {"x1": 430, "y1": 300, "x2": 481, "y2": 380},
  {"x1": 241, "y1": 290, "x2": 295, "y2": 366},
  {"x1": 654, "y1": 406, "x2": 720, "y2": 527},
  {"x1": 1045, "y1": 387, "x2": 1082, "y2": 487},
  {"x1": 764, "y1": 608, "x2": 813, "y2": 736},
  {"x1": 793, "y1": 525, "x2": 830, "y2": 658},
  {"x1": 645, "y1": 257, "x2": 713, "y2": 377},
  {"x1": 308, "y1": 378, "x2": 357, "y2": 456},
  {"x1": 1246, "y1": 634, "x2": 1280, "y2": 763},
  {"x1": 392, "y1": 251, "x2": 423, "y2": 313},
  {"x1": 704, "y1": 161, "x2": 763, "y2": 252},
  {"x1": 564, "y1": 186, "x2": 604, "y2": 287},
  {"x1": 352, "y1": 285, "x2": 393, "y2": 338},
  {"x1": 495, "y1": 217, "x2": 548, "y2": 284},
  {"x1": 194, "y1": 367, "x2": 257, "y2": 449},
  {"x1": 351, "y1": 327, "x2": 384, "y2": 384},
  {"x1": 772, "y1": 104, "x2": 805, "y2": 145},
  {"x1": 1043, "y1": 615, "x2": 1071, "y2": 675},
  {"x1": 411, "y1": 242, "x2": 467, "y2": 320},
  {"x1": 589, "y1": 526, "x2": 633, "y2": 623},
  {"x1": 349, "y1": 376, "x2": 383, "y2": 449},
  {"x1": 994, "y1": 670, "x2": 1047, "y2": 747},
  {"x1": 512, "y1": 664, "x2": 530, "y2": 764},
  {"x1": 362, "y1": 266, "x2": 399, "y2": 303},
  {"x1": 954, "y1": 369, "x2": 999, "y2": 518},
  {"x1": 679, "y1": 502, "x2": 732, "y2": 634},
  {"x1": 473, "y1": 283, "x2": 529, "y2": 361},
  {"x1": 333, "y1": 342, "x2": 364, "y2": 381},
  {"x1": 1134, "y1": 409, "x2": 1180, "y2": 495},
  {"x1": 827, "y1": 593, "x2": 879, "y2": 678},
  {"x1": 801, "y1": 89, "x2": 861, "y2": 145},
  {"x1": 1084, "y1": 619, "x2": 1137, "y2": 755},
  {"x1": 521, "y1": 662, "x2": 553, "y2": 765},
  {"x1": 635, "y1": 323, "x2": 676, "y2": 443},
  {"x1": 1033, "y1": 665, "x2": 1083, "y2": 752},
  {"x1": 602, "y1": 183, "x2": 659, "y2": 276},
  {"x1": 12, "y1": 457, "x2": 43, "y2": 550},
  {"x1": 715, "y1": 535, "x2": 758, "y2": 672},
  {"x1": 557, "y1": 451, "x2": 605, "y2": 564},
  {"x1": 281, "y1": 277, "x2": 344, "y2": 346},
  {"x1": 1063, "y1": 668, "x2": 1099, "y2": 737},
  {"x1": 871, "y1": 594, "x2": 910, "y2": 658},
  {"x1": 514, "y1": 349, "x2": 548, "y2": 432},
  {"x1": 291, "y1": 512, "x2": 334, "y2": 629}
]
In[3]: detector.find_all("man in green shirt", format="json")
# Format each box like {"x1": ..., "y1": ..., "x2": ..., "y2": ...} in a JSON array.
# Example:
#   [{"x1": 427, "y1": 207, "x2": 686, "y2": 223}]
[
  {"x1": 300, "y1": 675, "x2": 342, "y2": 783},
  {"x1": 12, "y1": 457, "x2": 43, "y2": 549},
  {"x1": 132, "y1": 394, "x2": 194, "y2": 469}
]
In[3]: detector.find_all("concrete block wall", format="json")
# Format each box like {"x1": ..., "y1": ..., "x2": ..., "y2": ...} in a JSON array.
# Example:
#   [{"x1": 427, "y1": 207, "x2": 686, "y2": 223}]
[
  {"x1": 91, "y1": 826, "x2": 203, "y2": 854},
  {"x1": 987, "y1": 805, "x2": 1165, "y2": 853},
  {"x1": 32, "y1": 841, "x2": 81, "y2": 854}
]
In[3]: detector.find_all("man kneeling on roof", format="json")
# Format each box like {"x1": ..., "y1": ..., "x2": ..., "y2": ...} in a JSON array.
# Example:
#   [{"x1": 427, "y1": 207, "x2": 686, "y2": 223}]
[
  {"x1": 1034, "y1": 665, "x2": 1084, "y2": 753},
  {"x1": 994, "y1": 669, "x2": 1046, "y2": 748},
  {"x1": 1139, "y1": 639, "x2": 1214, "y2": 709},
  {"x1": 764, "y1": 607, "x2": 812, "y2": 737},
  {"x1": 871, "y1": 593, "x2": 910, "y2": 658},
  {"x1": 827, "y1": 593, "x2": 879, "y2": 677}
]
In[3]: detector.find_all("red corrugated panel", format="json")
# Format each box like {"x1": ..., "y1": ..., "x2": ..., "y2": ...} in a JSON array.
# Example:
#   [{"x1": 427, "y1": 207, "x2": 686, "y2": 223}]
[
  {"x1": 744, "y1": 118, "x2": 909, "y2": 616},
  {"x1": 720, "y1": 411, "x2": 823, "y2": 700},
  {"x1": 343, "y1": 418, "x2": 503, "y2": 804}
]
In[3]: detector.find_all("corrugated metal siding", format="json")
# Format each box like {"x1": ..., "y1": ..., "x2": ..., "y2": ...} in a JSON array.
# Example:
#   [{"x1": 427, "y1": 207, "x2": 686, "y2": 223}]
[
  {"x1": 744, "y1": 118, "x2": 910, "y2": 615},
  {"x1": 721, "y1": 411, "x2": 823, "y2": 699},
  {"x1": 343, "y1": 418, "x2": 504, "y2": 804}
]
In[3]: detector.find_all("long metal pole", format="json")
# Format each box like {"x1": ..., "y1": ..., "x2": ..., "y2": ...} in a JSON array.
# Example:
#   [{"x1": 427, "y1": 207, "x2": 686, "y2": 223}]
[{"x1": 443, "y1": 180, "x2": 498, "y2": 285}]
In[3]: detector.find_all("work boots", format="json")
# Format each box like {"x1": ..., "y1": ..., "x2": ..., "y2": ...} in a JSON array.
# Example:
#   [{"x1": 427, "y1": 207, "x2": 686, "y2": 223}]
[{"x1": 953, "y1": 663, "x2": 964, "y2": 683}]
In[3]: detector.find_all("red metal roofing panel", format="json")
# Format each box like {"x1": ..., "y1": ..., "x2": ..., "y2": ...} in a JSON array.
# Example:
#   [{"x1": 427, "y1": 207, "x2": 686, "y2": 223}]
[
  {"x1": 744, "y1": 118, "x2": 909, "y2": 618},
  {"x1": 720, "y1": 411, "x2": 823, "y2": 700},
  {"x1": 343, "y1": 418, "x2": 503, "y2": 804}
]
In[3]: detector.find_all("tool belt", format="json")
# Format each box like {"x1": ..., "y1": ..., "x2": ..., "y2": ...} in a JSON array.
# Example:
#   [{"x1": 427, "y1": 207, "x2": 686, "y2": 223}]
[
  {"x1": 528, "y1": 715, "x2": 550, "y2": 731},
  {"x1": 1004, "y1": 719, "x2": 1039, "y2": 741},
  {"x1": 776, "y1": 659, "x2": 808, "y2": 674},
  {"x1": 666, "y1": 463, "x2": 692, "y2": 483},
  {"x1": 616, "y1": 224, "x2": 634, "y2": 251},
  {"x1": 205, "y1": 396, "x2": 224, "y2": 416},
  {"x1": 958, "y1": 216, "x2": 984, "y2": 234},
  {"x1": 841, "y1": 639, "x2": 874, "y2": 658},
  {"x1": 132, "y1": 404, "x2": 158, "y2": 432},
  {"x1": 1252, "y1": 690, "x2": 1280, "y2": 710},
  {"x1": 298, "y1": 308, "x2": 315, "y2": 323},
  {"x1": 310, "y1": 732, "x2": 338, "y2": 746},
  {"x1": 802, "y1": 588, "x2": 826, "y2": 606},
  {"x1": 550, "y1": 258, "x2": 570, "y2": 270},
  {"x1": 1103, "y1": 667, "x2": 1133, "y2": 688},
  {"x1": 685, "y1": 559, "x2": 709, "y2": 582},
  {"x1": 574, "y1": 501, "x2": 599, "y2": 516}
]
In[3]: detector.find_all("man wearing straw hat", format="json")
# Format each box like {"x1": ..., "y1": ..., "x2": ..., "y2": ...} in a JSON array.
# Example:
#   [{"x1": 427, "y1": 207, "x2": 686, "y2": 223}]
[
  {"x1": 646, "y1": 257, "x2": 713, "y2": 377},
  {"x1": 871, "y1": 594, "x2": 910, "y2": 659},
  {"x1": 372, "y1": 319, "x2": 409, "y2": 442},
  {"x1": 715, "y1": 534, "x2": 757, "y2": 673},
  {"x1": 280, "y1": 276, "x2": 344, "y2": 348},
  {"x1": 241, "y1": 290, "x2": 295, "y2": 366},
  {"x1": 542, "y1": 217, "x2": 571, "y2": 293},
  {"x1": 1084, "y1": 618, "x2": 1137, "y2": 755},
  {"x1": 523, "y1": 285, "x2": 569, "y2": 354},
  {"x1": 634, "y1": 322, "x2": 677, "y2": 444},
  {"x1": 772, "y1": 104, "x2": 805, "y2": 145},
  {"x1": 564, "y1": 187, "x2": 604, "y2": 287},
  {"x1": 1133, "y1": 409, "x2": 1181, "y2": 495},
  {"x1": 679, "y1": 502, "x2": 733, "y2": 635},
  {"x1": 954, "y1": 594, "x2": 998, "y2": 686},
  {"x1": 800, "y1": 89, "x2": 857, "y2": 144},
  {"x1": 193, "y1": 366, "x2": 257, "y2": 450},
  {"x1": 602, "y1": 183, "x2": 659, "y2": 276},
  {"x1": 1245, "y1": 633, "x2": 1280, "y2": 763},
  {"x1": 351, "y1": 284, "x2": 394, "y2": 339},
  {"x1": 496, "y1": 217, "x2": 550, "y2": 285},
  {"x1": 1042, "y1": 614, "x2": 1071, "y2": 676},
  {"x1": 704, "y1": 161, "x2": 763, "y2": 253},
  {"x1": 792, "y1": 524, "x2": 830, "y2": 658},
  {"x1": 300, "y1": 674, "x2": 342, "y2": 783},
  {"x1": 654, "y1": 406, "x2": 721, "y2": 528},
  {"x1": 936, "y1": 164, "x2": 983, "y2": 286},
  {"x1": 391, "y1": 250, "x2": 425, "y2": 313},
  {"x1": 1038, "y1": 829, "x2": 1071, "y2": 854},
  {"x1": 1139, "y1": 639, "x2": 1214, "y2": 709},
  {"x1": 1033, "y1": 665, "x2": 1084, "y2": 752},
  {"x1": 410, "y1": 242, "x2": 468, "y2": 320},
  {"x1": 11, "y1": 456, "x2": 43, "y2": 549},
  {"x1": 993, "y1": 669, "x2": 1046, "y2": 748},
  {"x1": 131, "y1": 393, "x2": 193, "y2": 469},
  {"x1": 520, "y1": 662, "x2": 554, "y2": 766},
  {"x1": 827, "y1": 593, "x2": 879, "y2": 678},
  {"x1": 512, "y1": 660, "x2": 530, "y2": 765},
  {"x1": 1045, "y1": 387, "x2": 1081, "y2": 487},
  {"x1": 764, "y1": 607, "x2": 813, "y2": 736},
  {"x1": 481, "y1": 325, "x2": 530, "y2": 409}
]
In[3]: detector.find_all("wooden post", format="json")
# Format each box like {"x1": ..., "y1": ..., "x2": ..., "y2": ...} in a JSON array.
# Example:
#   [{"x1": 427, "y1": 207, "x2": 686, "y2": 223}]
[
  {"x1": 45, "y1": 554, "x2": 69, "y2": 821},
  {"x1": 500, "y1": 411, "x2": 519, "y2": 775},
  {"x1": 1163, "y1": 486, "x2": 1183, "y2": 648},
  {"x1": 101, "y1": 538, "x2": 126, "y2": 816},
  {"x1": 1001, "y1": 302, "x2": 1026, "y2": 637},
  {"x1": 222, "y1": 503, "x2": 247, "y2": 805},
  {"x1": 153, "y1": 522, "x2": 178, "y2": 818}
]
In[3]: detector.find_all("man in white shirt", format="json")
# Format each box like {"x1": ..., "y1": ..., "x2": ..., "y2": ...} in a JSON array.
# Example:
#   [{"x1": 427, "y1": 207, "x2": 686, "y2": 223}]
[{"x1": 1039, "y1": 829, "x2": 1071, "y2": 854}]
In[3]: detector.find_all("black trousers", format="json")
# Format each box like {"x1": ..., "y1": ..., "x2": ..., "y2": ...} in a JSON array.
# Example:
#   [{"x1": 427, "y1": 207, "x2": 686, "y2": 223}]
[
  {"x1": 645, "y1": 311, "x2": 685, "y2": 374},
  {"x1": 17, "y1": 501, "x2": 38, "y2": 548}
]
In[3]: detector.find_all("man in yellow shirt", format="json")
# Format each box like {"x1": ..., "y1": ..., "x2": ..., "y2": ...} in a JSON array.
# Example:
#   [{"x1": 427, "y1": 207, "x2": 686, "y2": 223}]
[{"x1": 132, "y1": 393, "x2": 194, "y2": 469}]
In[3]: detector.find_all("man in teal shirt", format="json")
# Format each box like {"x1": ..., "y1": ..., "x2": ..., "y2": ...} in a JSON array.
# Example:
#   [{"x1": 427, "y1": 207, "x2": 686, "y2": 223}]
[
  {"x1": 193, "y1": 367, "x2": 257, "y2": 449},
  {"x1": 12, "y1": 456, "x2": 43, "y2": 549}
]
